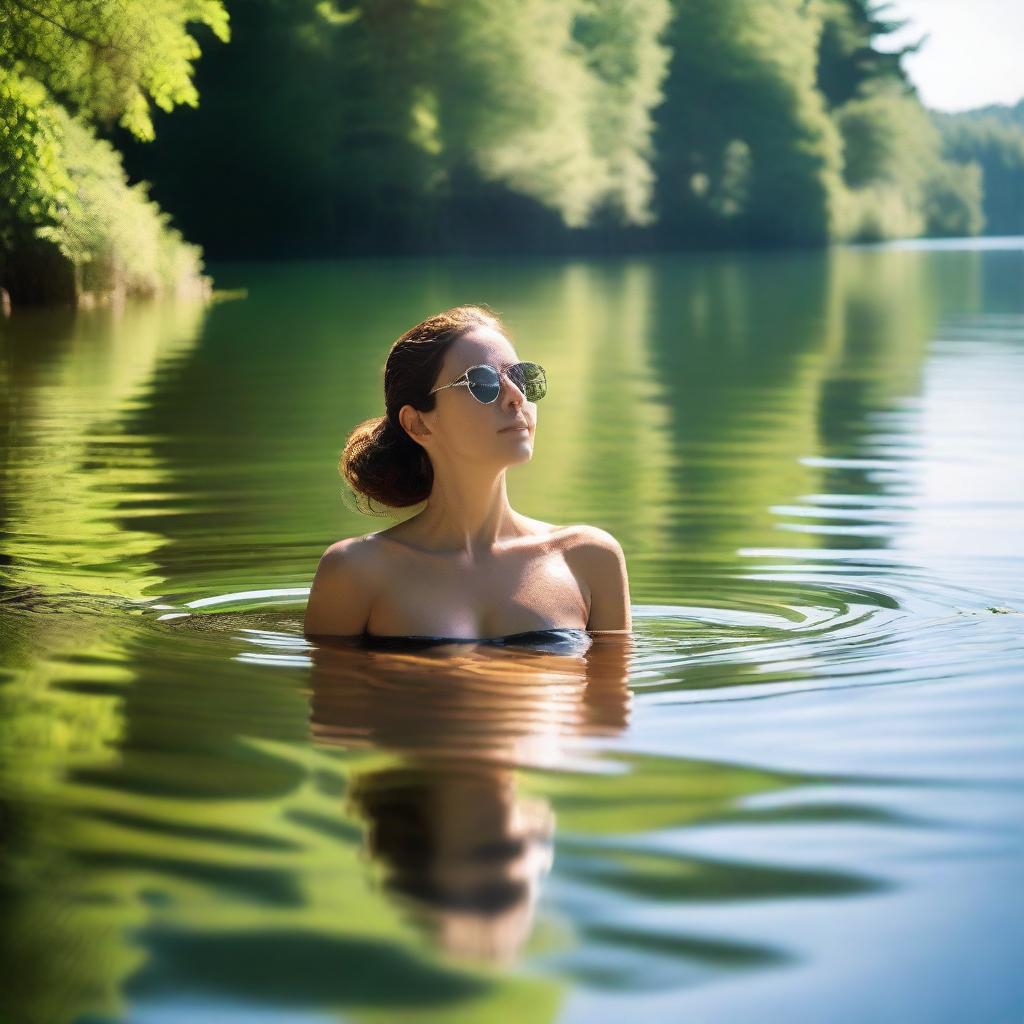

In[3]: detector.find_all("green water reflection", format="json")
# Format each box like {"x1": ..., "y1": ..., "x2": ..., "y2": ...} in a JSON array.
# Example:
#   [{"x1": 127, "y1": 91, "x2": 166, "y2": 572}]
[{"x1": 1, "y1": 243, "x2": 1022, "y2": 1023}]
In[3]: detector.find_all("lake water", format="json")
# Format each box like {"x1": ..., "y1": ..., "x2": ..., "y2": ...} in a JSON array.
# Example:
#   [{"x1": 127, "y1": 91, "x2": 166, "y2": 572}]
[{"x1": 1, "y1": 242, "x2": 1022, "y2": 1023}]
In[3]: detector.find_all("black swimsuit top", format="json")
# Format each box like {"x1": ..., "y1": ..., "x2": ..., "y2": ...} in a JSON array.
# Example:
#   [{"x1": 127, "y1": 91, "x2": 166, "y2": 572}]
[{"x1": 358, "y1": 626, "x2": 592, "y2": 655}]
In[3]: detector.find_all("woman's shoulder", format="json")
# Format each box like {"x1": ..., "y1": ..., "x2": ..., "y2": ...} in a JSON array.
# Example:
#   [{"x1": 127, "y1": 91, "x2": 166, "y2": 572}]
[
  {"x1": 516, "y1": 516, "x2": 621, "y2": 548},
  {"x1": 542, "y1": 522, "x2": 628, "y2": 588},
  {"x1": 559, "y1": 524, "x2": 630, "y2": 631},
  {"x1": 322, "y1": 529, "x2": 406, "y2": 570},
  {"x1": 554, "y1": 522, "x2": 626, "y2": 556},
  {"x1": 305, "y1": 534, "x2": 387, "y2": 637},
  {"x1": 313, "y1": 534, "x2": 391, "y2": 586}
]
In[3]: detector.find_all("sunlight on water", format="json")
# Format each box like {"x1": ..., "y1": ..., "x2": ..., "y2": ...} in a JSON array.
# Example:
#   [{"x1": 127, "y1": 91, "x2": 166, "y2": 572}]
[{"x1": 1, "y1": 244, "x2": 1022, "y2": 1023}]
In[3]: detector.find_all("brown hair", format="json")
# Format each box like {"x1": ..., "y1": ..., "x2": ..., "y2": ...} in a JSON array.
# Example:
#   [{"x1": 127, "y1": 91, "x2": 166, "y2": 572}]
[{"x1": 339, "y1": 304, "x2": 508, "y2": 515}]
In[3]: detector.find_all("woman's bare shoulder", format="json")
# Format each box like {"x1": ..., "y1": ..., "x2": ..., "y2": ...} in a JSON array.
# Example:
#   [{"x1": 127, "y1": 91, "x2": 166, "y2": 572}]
[
  {"x1": 559, "y1": 524, "x2": 630, "y2": 631},
  {"x1": 555, "y1": 522, "x2": 626, "y2": 556},
  {"x1": 512, "y1": 519, "x2": 626, "y2": 562},
  {"x1": 304, "y1": 534, "x2": 387, "y2": 637},
  {"x1": 305, "y1": 528, "x2": 423, "y2": 636},
  {"x1": 516, "y1": 516, "x2": 602, "y2": 545},
  {"x1": 310, "y1": 533, "x2": 406, "y2": 598},
  {"x1": 321, "y1": 531, "x2": 384, "y2": 559}
]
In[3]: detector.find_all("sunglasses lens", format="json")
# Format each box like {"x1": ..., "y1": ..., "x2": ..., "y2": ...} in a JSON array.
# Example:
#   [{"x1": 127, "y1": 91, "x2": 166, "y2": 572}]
[
  {"x1": 510, "y1": 362, "x2": 547, "y2": 402},
  {"x1": 467, "y1": 365, "x2": 501, "y2": 403}
]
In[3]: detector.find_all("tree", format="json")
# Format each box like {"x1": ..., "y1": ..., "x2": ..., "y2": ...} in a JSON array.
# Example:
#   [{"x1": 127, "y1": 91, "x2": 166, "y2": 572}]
[
  {"x1": 1, "y1": 0, "x2": 228, "y2": 139},
  {"x1": 816, "y1": 0, "x2": 918, "y2": 109},
  {"x1": 0, "y1": 0, "x2": 229, "y2": 302},
  {"x1": 654, "y1": 0, "x2": 843, "y2": 246},
  {"x1": 935, "y1": 108, "x2": 1024, "y2": 236}
]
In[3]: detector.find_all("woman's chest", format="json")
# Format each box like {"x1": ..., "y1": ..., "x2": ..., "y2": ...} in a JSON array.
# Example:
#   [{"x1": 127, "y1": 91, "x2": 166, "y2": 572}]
[{"x1": 365, "y1": 547, "x2": 589, "y2": 639}]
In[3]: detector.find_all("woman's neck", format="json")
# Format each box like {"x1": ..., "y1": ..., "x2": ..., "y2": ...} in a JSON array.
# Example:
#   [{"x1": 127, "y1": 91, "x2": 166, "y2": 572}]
[{"x1": 406, "y1": 472, "x2": 527, "y2": 558}]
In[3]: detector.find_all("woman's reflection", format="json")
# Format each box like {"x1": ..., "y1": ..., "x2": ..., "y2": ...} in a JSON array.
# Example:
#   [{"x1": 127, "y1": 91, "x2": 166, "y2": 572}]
[{"x1": 306, "y1": 631, "x2": 632, "y2": 964}]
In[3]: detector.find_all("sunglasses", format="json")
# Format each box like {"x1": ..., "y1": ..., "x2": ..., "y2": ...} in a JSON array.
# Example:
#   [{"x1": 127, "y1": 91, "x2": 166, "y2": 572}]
[{"x1": 428, "y1": 361, "x2": 547, "y2": 405}]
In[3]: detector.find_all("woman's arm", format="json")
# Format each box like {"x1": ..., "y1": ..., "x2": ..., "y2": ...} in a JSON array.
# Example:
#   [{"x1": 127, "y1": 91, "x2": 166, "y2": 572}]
[
  {"x1": 569, "y1": 526, "x2": 632, "y2": 632},
  {"x1": 303, "y1": 538, "x2": 376, "y2": 637}
]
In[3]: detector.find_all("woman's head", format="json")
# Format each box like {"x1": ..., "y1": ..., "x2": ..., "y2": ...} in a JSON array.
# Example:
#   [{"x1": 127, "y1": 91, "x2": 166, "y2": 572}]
[{"x1": 340, "y1": 305, "x2": 537, "y2": 514}]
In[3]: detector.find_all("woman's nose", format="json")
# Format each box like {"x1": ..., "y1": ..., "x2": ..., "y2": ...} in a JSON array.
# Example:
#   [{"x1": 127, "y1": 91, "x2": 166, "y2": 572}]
[{"x1": 501, "y1": 371, "x2": 526, "y2": 407}]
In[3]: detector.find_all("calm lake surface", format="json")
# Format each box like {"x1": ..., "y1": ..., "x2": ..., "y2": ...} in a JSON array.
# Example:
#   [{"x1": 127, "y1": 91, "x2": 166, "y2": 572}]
[{"x1": 1, "y1": 241, "x2": 1022, "y2": 1023}]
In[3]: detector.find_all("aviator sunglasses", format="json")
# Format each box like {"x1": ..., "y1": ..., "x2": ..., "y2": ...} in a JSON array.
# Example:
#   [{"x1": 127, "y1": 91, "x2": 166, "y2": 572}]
[{"x1": 428, "y1": 361, "x2": 547, "y2": 404}]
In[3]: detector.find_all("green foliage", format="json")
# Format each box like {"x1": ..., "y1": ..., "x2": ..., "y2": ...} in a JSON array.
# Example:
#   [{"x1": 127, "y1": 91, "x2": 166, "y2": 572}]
[
  {"x1": 4, "y1": 0, "x2": 1017, "y2": 281},
  {"x1": 831, "y1": 78, "x2": 985, "y2": 242},
  {"x1": 921, "y1": 158, "x2": 984, "y2": 236},
  {"x1": 935, "y1": 107, "x2": 1024, "y2": 235},
  {"x1": 116, "y1": 0, "x2": 675, "y2": 254},
  {"x1": 0, "y1": 0, "x2": 228, "y2": 302},
  {"x1": 0, "y1": 69, "x2": 208, "y2": 300},
  {"x1": 650, "y1": 0, "x2": 992, "y2": 247},
  {"x1": 655, "y1": 0, "x2": 844, "y2": 244},
  {"x1": 36, "y1": 105, "x2": 207, "y2": 297},
  {"x1": 943, "y1": 97, "x2": 1024, "y2": 131},
  {"x1": 426, "y1": 0, "x2": 671, "y2": 227},
  {"x1": 0, "y1": 67, "x2": 71, "y2": 251},
  {"x1": 0, "y1": 0, "x2": 229, "y2": 140},
  {"x1": 335, "y1": 0, "x2": 673, "y2": 229},
  {"x1": 438, "y1": 0, "x2": 609, "y2": 227},
  {"x1": 575, "y1": 0, "x2": 675, "y2": 224},
  {"x1": 834, "y1": 81, "x2": 932, "y2": 239},
  {"x1": 816, "y1": 0, "x2": 917, "y2": 108},
  {"x1": 836, "y1": 84, "x2": 922, "y2": 189},
  {"x1": 118, "y1": 0, "x2": 1012, "y2": 255}
]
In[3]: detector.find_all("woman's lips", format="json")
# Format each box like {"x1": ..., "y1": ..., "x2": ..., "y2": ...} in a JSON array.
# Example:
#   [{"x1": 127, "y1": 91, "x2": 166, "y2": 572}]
[{"x1": 499, "y1": 424, "x2": 530, "y2": 433}]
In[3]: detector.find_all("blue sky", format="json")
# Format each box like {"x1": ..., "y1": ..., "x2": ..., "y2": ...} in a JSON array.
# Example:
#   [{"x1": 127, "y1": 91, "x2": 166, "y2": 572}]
[{"x1": 882, "y1": 0, "x2": 1024, "y2": 111}]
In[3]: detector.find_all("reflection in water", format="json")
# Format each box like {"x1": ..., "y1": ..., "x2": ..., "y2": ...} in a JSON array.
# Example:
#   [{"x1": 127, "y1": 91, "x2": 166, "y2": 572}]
[
  {"x1": 349, "y1": 765, "x2": 554, "y2": 965},
  {"x1": 0, "y1": 298, "x2": 211, "y2": 1024},
  {"x1": 1, "y1": 246, "x2": 1022, "y2": 1022},
  {"x1": 307, "y1": 633, "x2": 632, "y2": 963}
]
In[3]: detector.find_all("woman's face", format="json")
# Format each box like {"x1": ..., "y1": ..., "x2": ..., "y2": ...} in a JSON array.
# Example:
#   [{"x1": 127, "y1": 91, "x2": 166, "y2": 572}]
[{"x1": 404, "y1": 327, "x2": 537, "y2": 467}]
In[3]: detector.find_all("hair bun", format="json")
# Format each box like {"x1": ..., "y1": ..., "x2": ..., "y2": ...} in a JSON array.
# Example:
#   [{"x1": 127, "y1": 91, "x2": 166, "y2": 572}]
[{"x1": 339, "y1": 413, "x2": 432, "y2": 515}]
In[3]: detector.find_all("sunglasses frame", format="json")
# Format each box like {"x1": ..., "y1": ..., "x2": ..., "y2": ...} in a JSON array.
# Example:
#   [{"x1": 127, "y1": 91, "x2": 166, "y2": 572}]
[{"x1": 428, "y1": 361, "x2": 546, "y2": 405}]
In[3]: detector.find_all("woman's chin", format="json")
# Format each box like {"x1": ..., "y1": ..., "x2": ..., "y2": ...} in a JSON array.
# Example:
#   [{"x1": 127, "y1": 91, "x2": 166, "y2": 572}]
[{"x1": 502, "y1": 443, "x2": 534, "y2": 465}]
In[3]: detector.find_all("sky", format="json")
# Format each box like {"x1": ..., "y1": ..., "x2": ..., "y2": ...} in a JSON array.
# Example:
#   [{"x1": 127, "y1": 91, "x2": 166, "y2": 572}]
[{"x1": 881, "y1": 0, "x2": 1024, "y2": 112}]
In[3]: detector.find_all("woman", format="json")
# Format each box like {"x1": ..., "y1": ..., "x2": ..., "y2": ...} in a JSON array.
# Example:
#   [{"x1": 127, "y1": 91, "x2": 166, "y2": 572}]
[{"x1": 303, "y1": 304, "x2": 631, "y2": 640}]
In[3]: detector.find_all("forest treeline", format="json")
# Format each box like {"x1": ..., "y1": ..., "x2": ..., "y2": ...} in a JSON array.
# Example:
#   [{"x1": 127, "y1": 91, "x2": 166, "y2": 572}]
[
  {"x1": 2, "y1": 0, "x2": 1022, "y2": 305},
  {"x1": 932, "y1": 101, "x2": 1024, "y2": 241}
]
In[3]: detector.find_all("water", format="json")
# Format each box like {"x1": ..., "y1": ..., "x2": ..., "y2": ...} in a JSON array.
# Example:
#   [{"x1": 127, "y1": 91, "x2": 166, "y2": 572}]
[{"x1": 1, "y1": 242, "x2": 1022, "y2": 1023}]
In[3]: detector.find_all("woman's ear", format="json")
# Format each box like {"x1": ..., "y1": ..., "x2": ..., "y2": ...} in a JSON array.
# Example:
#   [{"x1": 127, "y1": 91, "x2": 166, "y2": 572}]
[{"x1": 399, "y1": 404, "x2": 431, "y2": 446}]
